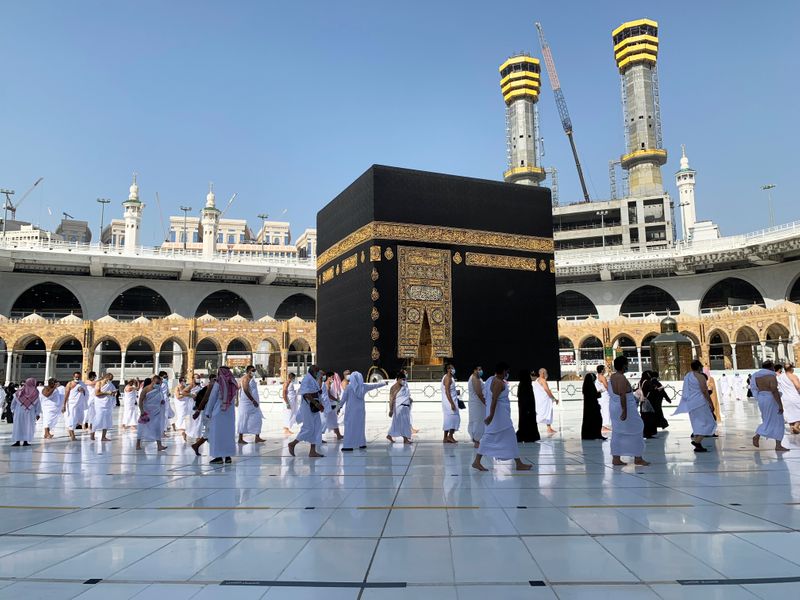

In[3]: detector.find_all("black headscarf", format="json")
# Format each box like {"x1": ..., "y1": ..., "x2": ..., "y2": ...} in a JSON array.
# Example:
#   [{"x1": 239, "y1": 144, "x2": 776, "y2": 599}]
[
  {"x1": 516, "y1": 370, "x2": 540, "y2": 443},
  {"x1": 581, "y1": 372, "x2": 604, "y2": 440}
]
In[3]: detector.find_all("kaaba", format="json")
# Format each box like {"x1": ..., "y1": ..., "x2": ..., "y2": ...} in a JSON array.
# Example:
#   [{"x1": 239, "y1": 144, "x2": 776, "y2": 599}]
[{"x1": 316, "y1": 165, "x2": 559, "y2": 380}]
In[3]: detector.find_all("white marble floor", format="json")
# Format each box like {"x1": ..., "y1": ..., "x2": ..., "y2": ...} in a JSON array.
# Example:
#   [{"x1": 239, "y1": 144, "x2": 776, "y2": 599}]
[{"x1": 0, "y1": 397, "x2": 799, "y2": 599}]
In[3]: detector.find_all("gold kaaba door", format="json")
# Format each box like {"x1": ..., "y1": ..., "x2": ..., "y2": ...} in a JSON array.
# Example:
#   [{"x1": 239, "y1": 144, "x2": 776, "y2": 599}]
[{"x1": 397, "y1": 246, "x2": 453, "y2": 363}]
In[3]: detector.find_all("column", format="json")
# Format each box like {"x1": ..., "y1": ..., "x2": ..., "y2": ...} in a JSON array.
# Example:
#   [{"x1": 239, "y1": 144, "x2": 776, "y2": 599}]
[
  {"x1": 5, "y1": 351, "x2": 12, "y2": 385},
  {"x1": 44, "y1": 351, "x2": 52, "y2": 382},
  {"x1": 760, "y1": 341, "x2": 767, "y2": 364},
  {"x1": 154, "y1": 352, "x2": 160, "y2": 372},
  {"x1": 636, "y1": 347, "x2": 643, "y2": 372},
  {"x1": 186, "y1": 347, "x2": 195, "y2": 381},
  {"x1": 221, "y1": 352, "x2": 227, "y2": 367},
  {"x1": 731, "y1": 343, "x2": 738, "y2": 371},
  {"x1": 120, "y1": 351, "x2": 127, "y2": 383},
  {"x1": 280, "y1": 349, "x2": 289, "y2": 381}
]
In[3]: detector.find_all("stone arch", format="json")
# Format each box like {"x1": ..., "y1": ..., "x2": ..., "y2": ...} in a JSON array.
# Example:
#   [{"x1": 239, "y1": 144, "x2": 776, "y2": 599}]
[
  {"x1": 556, "y1": 290, "x2": 598, "y2": 320},
  {"x1": 195, "y1": 338, "x2": 222, "y2": 373},
  {"x1": 125, "y1": 338, "x2": 155, "y2": 372},
  {"x1": 0, "y1": 337, "x2": 6, "y2": 384},
  {"x1": 17, "y1": 335, "x2": 46, "y2": 382},
  {"x1": 275, "y1": 293, "x2": 316, "y2": 321},
  {"x1": 613, "y1": 334, "x2": 640, "y2": 371},
  {"x1": 735, "y1": 325, "x2": 761, "y2": 370},
  {"x1": 680, "y1": 330, "x2": 702, "y2": 360},
  {"x1": 254, "y1": 337, "x2": 281, "y2": 378},
  {"x1": 764, "y1": 323, "x2": 791, "y2": 364},
  {"x1": 701, "y1": 277, "x2": 766, "y2": 312},
  {"x1": 158, "y1": 337, "x2": 188, "y2": 377},
  {"x1": 558, "y1": 336, "x2": 576, "y2": 369},
  {"x1": 53, "y1": 336, "x2": 83, "y2": 381},
  {"x1": 706, "y1": 329, "x2": 731, "y2": 370},
  {"x1": 108, "y1": 285, "x2": 172, "y2": 320},
  {"x1": 288, "y1": 337, "x2": 313, "y2": 374},
  {"x1": 640, "y1": 333, "x2": 659, "y2": 372},
  {"x1": 195, "y1": 290, "x2": 253, "y2": 320},
  {"x1": 619, "y1": 285, "x2": 679, "y2": 317},
  {"x1": 225, "y1": 338, "x2": 252, "y2": 371},
  {"x1": 93, "y1": 338, "x2": 122, "y2": 376},
  {"x1": 11, "y1": 282, "x2": 84, "y2": 318},
  {"x1": 786, "y1": 274, "x2": 800, "y2": 302},
  {"x1": 578, "y1": 335, "x2": 604, "y2": 364}
]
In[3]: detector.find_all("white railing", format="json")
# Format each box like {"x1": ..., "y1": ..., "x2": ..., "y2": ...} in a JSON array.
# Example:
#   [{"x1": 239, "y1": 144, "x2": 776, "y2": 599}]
[{"x1": 0, "y1": 237, "x2": 316, "y2": 269}]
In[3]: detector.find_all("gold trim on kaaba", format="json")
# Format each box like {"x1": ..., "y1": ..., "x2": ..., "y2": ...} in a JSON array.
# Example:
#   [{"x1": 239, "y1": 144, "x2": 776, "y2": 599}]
[
  {"x1": 371, "y1": 326, "x2": 380, "y2": 341},
  {"x1": 453, "y1": 252, "x2": 462, "y2": 265},
  {"x1": 371, "y1": 307, "x2": 379, "y2": 321},
  {"x1": 360, "y1": 250, "x2": 366, "y2": 263},
  {"x1": 341, "y1": 253, "x2": 358, "y2": 273},
  {"x1": 322, "y1": 266, "x2": 335, "y2": 283},
  {"x1": 371, "y1": 267, "x2": 379, "y2": 282},
  {"x1": 335, "y1": 264, "x2": 341, "y2": 275},
  {"x1": 317, "y1": 221, "x2": 554, "y2": 268},
  {"x1": 539, "y1": 259, "x2": 547, "y2": 271},
  {"x1": 384, "y1": 247, "x2": 394, "y2": 260},
  {"x1": 549, "y1": 259, "x2": 555, "y2": 273},
  {"x1": 371, "y1": 346, "x2": 380, "y2": 361},
  {"x1": 371, "y1": 287, "x2": 380, "y2": 301},
  {"x1": 465, "y1": 252, "x2": 539, "y2": 271},
  {"x1": 370, "y1": 245, "x2": 382, "y2": 262}
]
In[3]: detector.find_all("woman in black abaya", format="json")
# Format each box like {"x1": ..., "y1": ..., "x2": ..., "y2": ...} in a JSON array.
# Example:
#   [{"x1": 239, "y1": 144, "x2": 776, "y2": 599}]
[
  {"x1": 516, "y1": 370, "x2": 540, "y2": 443},
  {"x1": 581, "y1": 373, "x2": 605, "y2": 440}
]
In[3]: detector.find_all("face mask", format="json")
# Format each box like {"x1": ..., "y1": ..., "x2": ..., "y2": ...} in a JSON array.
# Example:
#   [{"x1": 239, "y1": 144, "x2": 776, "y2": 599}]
[
  {"x1": 322, "y1": 375, "x2": 328, "y2": 382},
  {"x1": 450, "y1": 368, "x2": 455, "y2": 375},
  {"x1": 477, "y1": 370, "x2": 483, "y2": 377},
  {"x1": 505, "y1": 372, "x2": 510, "y2": 381},
  {"x1": 344, "y1": 374, "x2": 350, "y2": 381}
]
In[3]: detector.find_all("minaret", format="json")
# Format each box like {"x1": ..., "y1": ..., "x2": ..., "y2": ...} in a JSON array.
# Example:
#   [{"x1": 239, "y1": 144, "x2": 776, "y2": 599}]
[
  {"x1": 201, "y1": 182, "x2": 220, "y2": 258},
  {"x1": 499, "y1": 54, "x2": 545, "y2": 186},
  {"x1": 613, "y1": 19, "x2": 667, "y2": 197},
  {"x1": 122, "y1": 173, "x2": 144, "y2": 255},
  {"x1": 675, "y1": 145, "x2": 697, "y2": 239}
]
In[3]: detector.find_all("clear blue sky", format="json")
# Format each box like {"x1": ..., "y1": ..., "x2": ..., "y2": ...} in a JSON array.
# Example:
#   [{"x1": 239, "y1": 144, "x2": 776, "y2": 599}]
[{"x1": 1, "y1": 1, "x2": 797, "y2": 244}]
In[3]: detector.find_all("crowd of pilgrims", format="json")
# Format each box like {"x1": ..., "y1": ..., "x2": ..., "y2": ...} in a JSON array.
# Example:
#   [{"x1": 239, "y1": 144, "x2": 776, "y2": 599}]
[{"x1": 2, "y1": 355, "x2": 799, "y2": 467}]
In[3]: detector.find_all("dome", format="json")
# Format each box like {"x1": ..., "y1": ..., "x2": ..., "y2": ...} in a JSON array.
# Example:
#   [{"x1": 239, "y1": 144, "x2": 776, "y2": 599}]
[
  {"x1": 660, "y1": 316, "x2": 678, "y2": 333},
  {"x1": 21, "y1": 312, "x2": 46, "y2": 323},
  {"x1": 96, "y1": 315, "x2": 118, "y2": 323},
  {"x1": 205, "y1": 182, "x2": 216, "y2": 208},
  {"x1": 131, "y1": 315, "x2": 150, "y2": 324},
  {"x1": 228, "y1": 313, "x2": 247, "y2": 322},
  {"x1": 163, "y1": 312, "x2": 185, "y2": 321},
  {"x1": 59, "y1": 313, "x2": 82, "y2": 324},
  {"x1": 128, "y1": 173, "x2": 140, "y2": 202},
  {"x1": 197, "y1": 312, "x2": 218, "y2": 322},
  {"x1": 257, "y1": 315, "x2": 276, "y2": 322}
]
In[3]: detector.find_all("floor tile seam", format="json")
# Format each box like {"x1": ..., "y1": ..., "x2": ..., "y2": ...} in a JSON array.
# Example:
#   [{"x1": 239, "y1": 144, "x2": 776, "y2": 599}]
[
  {"x1": 20, "y1": 535, "x2": 112, "y2": 579},
  {"x1": 727, "y1": 530, "x2": 800, "y2": 568},
  {"x1": 356, "y1": 438, "x2": 421, "y2": 600}
]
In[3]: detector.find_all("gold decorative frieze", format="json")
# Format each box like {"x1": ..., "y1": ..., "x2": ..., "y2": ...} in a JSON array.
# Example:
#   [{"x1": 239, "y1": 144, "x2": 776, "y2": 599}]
[
  {"x1": 370, "y1": 245, "x2": 382, "y2": 262},
  {"x1": 453, "y1": 252, "x2": 462, "y2": 264},
  {"x1": 371, "y1": 307, "x2": 379, "y2": 321},
  {"x1": 371, "y1": 346, "x2": 380, "y2": 361},
  {"x1": 371, "y1": 267, "x2": 379, "y2": 282},
  {"x1": 384, "y1": 247, "x2": 394, "y2": 260},
  {"x1": 317, "y1": 221, "x2": 554, "y2": 268},
  {"x1": 371, "y1": 326, "x2": 380, "y2": 341},
  {"x1": 360, "y1": 250, "x2": 366, "y2": 263},
  {"x1": 322, "y1": 266, "x2": 335, "y2": 283},
  {"x1": 371, "y1": 288, "x2": 380, "y2": 301},
  {"x1": 539, "y1": 259, "x2": 547, "y2": 271},
  {"x1": 465, "y1": 252, "x2": 538, "y2": 271},
  {"x1": 341, "y1": 253, "x2": 358, "y2": 273}
]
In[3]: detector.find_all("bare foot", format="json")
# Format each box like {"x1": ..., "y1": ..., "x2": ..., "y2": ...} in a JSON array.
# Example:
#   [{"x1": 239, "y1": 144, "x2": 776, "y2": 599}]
[
  {"x1": 101, "y1": 437, "x2": 110, "y2": 442},
  {"x1": 403, "y1": 437, "x2": 412, "y2": 444},
  {"x1": 283, "y1": 427, "x2": 293, "y2": 435},
  {"x1": 752, "y1": 434, "x2": 760, "y2": 448},
  {"x1": 336, "y1": 435, "x2": 344, "y2": 440},
  {"x1": 90, "y1": 434, "x2": 96, "y2": 441},
  {"x1": 634, "y1": 458, "x2": 650, "y2": 466},
  {"x1": 776, "y1": 444, "x2": 791, "y2": 452},
  {"x1": 288, "y1": 441, "x2": 297, "y2": 457},
  {"x1": 386, "y1": 435, "x2": 394, "y2": 443},
  {"x1": 255, "y1": 436, "x2": 265, "y2": 443},
  {"x1": 516, "y1": 461, "x2": 533, "y2": 471},
  {"x1": 238, "y1": 439, "x2": 248, "y2": 445},
  {"x1": 612, "y1": 458, "x2": 627, "y2": 466},
  {"x1": 136, "y1": 442, "x2": 142, "y2": 450},
  {"x1": 309, "y1": 450, "x2": 325, "y2": 458},
  {"x1": 182, "y1": 432, "x2": 187, "y2": 441},
  {"x1": 472, "y1": 460, "x2": 488, "y2": 471},
  {"x1": 473, "y1": 440, "x2": 480, "y2": 448},
  {"x1": 547, "y1": 427, "x2": 558, "y2": 434},
  {"x1": 602, "y1": 426, "x2": 611, "y2": 432},
  {"x1": 412, "y1": 428, "x2": 420, "y2": 434},
  {"x1": 191, "y1": 441, "x2": 202, "y2": 456},
  {"x1": 157, "y1": 444, "x2": 168, "y2": 451}
]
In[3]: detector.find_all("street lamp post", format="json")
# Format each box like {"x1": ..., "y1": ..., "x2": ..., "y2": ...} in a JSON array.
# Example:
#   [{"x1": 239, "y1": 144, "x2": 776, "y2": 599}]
[
  {"x1": 96, "y1": 198, "x2": 111, "y2": 246},
  {"x1": 761, "y1": 184, "x2": 776, "y2": 228},
  {"x1": 180, "y1": 206, "x2": 192, "y2": 252},
  {"x1": 595, "y1": 210, "x2": 608, "y2": 249},
  {"x1": 257, "y1": 213, "x2": 269, "y2": 255}
]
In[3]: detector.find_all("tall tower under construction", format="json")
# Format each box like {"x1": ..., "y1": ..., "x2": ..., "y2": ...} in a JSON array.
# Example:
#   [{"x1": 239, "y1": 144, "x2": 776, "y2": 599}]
[
  {"x1": 613, "y1": 19, "x2": 667, "y2": 197},
  {"x1": 499, "y1": 54, "x2": 545, "y2": 186}
]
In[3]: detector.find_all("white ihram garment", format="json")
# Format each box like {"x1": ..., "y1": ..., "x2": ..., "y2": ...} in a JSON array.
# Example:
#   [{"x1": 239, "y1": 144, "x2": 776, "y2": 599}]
[
  {"x1": 65, "y1": 382, "x2": 87, "y2": 430},
  {"x1": 674, "y1": 372, "x2": 716, "y2": 436},
  {"x1": 388, "y1": 382, "x2": 412, "y2": 439},
  {"x1": 777, "y1": 373, "x2": 800, "y2": 423},
  {"x1": 92, "y1": 381, "x2": 116, "y2": 430},
  {"x1": 595, "y1": 378, "x2": 611, "y2": 426},
  {"x1": 533, "y1": 380, "x2": 554, "y2": 425},
  {"x1": 85, "y1": 382, "x2": 97, "y2": 425},
  {"x1": 137, "y1": 388, "x2": 164, "y2": 442},
  {"x1": 467, "y1": 375, "x2": 486, "y2": 442},
  {"x1": 295, "y1": 373, "x2": 323, "y2": 446},
  {"x1": 121, "y1": 388, "x2": 139, "y2": 427},
  {"x1": 11, "y1": 395, "x2": 41, "y2": 443},
  {"x1": 205, "y1": 382, "x2": 236, "y2": 459},
  {"x1": 236, "y1": 377, "x2": 263, "y2": 435},
  {"x1": 441, "y1": 375, "x2": 460, "y2": 431},
  {"x1": 40, "y1": 389, "x2": 62, "y2": 430},
  {"x1": 479, "y1": 376, "x2": 519, "y2": 460},
  {"x1": 341, "y1": 372, "x2": 384, "y2": 449},
  {"x1": 284, "y1": 382, "x2": 299, "y2": 428},
  {"x1": 185, "y1": 385, "x2": 207, "y2": 439},
  {"x1": 173, "y1": 385, "x2": 193, "y2": 431},
  {"x1": 322, "y1": 385, "x2": 340, "y2": 432},
  {"x1": 751, "y1": 369, "x2": 785, "y2": 441},
  {"x1": 608, "y1": 381, "x2": 645, "y2": 457}
]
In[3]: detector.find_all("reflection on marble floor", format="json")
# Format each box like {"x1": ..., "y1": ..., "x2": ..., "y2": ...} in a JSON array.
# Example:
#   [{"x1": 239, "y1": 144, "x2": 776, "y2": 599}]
[{"x1": 0, "y1": 398, "x2": 799, "y2": 599}]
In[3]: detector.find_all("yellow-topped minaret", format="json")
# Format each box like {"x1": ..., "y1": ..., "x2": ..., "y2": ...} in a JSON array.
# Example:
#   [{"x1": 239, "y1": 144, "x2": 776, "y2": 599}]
[
  {"x1": 613, "y1": 19, "x2": 667, "y2": 197},
  {"x1": 499, "y1": 54, "x2": 545, "y2": 186}
]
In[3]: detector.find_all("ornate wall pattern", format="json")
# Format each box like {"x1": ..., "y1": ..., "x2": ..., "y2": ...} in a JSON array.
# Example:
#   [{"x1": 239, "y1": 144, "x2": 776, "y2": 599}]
[{"x1": 396, "y1": 246, "x2": 453, "y2": 359}]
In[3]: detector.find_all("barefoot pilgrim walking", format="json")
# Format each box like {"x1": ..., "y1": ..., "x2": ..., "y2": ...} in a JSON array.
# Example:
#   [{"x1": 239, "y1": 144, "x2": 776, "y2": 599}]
[
  {"x1": 674, "y1": 361, "x2": 716, "y2": 452},
  {"x1": 83, "y1": 371, "x2": 97, "y2": 431},
  {"x1": 751, "y1": 361, "x2": 790, "y2": 452},
  {"x1": 288, "y1": 365, "x2": 325, "y2": 458},
  {"x1": 237, "y1": 365, "x2": 264, "y2": 444},
  {"x1": 533, "y1": 368, "x2": 558, "y2": 434},
  {"x1": 173, "y1": 377, "x2": 193, "y2": 439},
  {"x1": 137, "y1": 376, "x2": 167, "y2": 452},
  {"x1": 778, "y1": 364, "x2": 800, "y2": 434},
  {"x1": 188, "y1": 374, "x2": 215, "y2": 456},
  {"x1": 467, "y1": 365, "x2": 486, "y2": 448},
  {"x1": 91, "y1": 373, "x2": 116, "y2": 441},
  {"x1": 596, "y1": 365, "x2": 612, "y2": 432},
  {"x1": 472, "y1": 363, "x2": 532, "y2": 472},
  {"x1": 204, "y1": 367, "x2": 239, "y2": 464},
  {"x1": 340, "y1": 371, "x2": 387, "y2": 451},
  {"x1": 322, "y1": 372, "x2": 343, "y2": 441},
  {"x1": 40, "y1": 378, "x2": 62, "y2": 440},
  {"x1": 121, "y1": 379, "x2": 139, "y2": 430},
  {"x1": 63, "y1": 371, "x2": 87, "y2": 441},
  {"x1": 441, "y1": 363, "x2": 460, "y2": 443},
  {"x1": 387, "y1": 371, "x2": 413, "y2": 444},
  {"x1": 11, "y1": 378, "x2": 41, "y2": 446},
  {"x1": 609, "y1": 356, "x2": 649, "y2": 466},
  {"x1": 282, "y1": 372, "x2": 299, "y2": 434}
]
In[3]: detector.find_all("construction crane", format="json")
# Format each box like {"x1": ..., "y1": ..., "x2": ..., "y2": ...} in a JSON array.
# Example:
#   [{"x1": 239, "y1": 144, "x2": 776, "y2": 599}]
[
  {"x1": 535, "y1": 22, "x2": 590, "y2": 202},
  {"x1": 2, "y1": 177, "x2": 44, "y2": 220}
]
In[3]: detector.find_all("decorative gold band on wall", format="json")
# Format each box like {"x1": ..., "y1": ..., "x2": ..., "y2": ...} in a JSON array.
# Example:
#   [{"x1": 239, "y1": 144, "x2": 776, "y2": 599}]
[
  {"x1": 317, "y1": 221, "x2": 554, "y2": 268},
  {"x1": 464, "y1": 252, "x2": 545, "y2": 272}
]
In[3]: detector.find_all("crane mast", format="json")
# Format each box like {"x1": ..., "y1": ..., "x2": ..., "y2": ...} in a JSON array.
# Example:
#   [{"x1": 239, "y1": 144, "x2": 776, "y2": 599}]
[{"x1": 535, "y1": 22, "x2": 591, "y2": 202}]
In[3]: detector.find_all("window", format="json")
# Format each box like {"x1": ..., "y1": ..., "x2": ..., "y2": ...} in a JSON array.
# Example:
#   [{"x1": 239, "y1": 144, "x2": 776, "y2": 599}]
[
  {"x1": 169, "y1": 231, "x2": 176, "y2": 242},
  {"x1": 228, "y1": 234, "x2": 235, "y2": 244},
  {"x1": 628, "y1": 202, "x2": 638, "y2": 223},
  {"x1": 192, "y1": 232, "x2": 199, "y2": 243}
]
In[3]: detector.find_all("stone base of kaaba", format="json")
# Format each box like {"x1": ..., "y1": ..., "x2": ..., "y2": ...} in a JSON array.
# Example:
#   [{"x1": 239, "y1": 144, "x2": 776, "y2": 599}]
[{"x1": 315, "y1": 165, "x2": 559, "y2": 380}]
